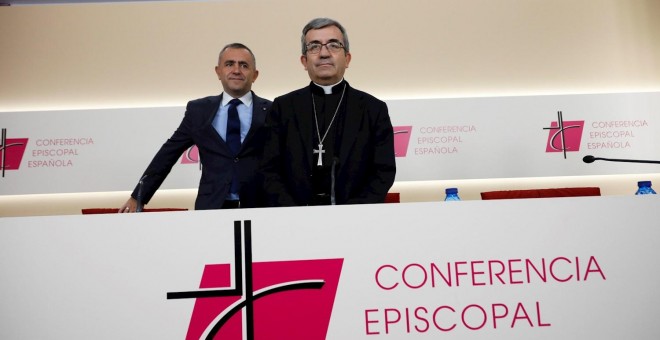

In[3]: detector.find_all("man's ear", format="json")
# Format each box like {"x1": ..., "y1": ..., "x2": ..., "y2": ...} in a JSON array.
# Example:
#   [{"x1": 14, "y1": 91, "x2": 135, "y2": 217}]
[
  {"x1": 251, "y1": 69, "x2": 259, "y2": 83},
  {"x1": 300, "y1": 55, "x2": 308, "y2": 71}
]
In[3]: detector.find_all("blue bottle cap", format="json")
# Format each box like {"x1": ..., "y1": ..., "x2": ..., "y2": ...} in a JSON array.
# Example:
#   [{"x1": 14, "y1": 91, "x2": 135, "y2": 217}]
[
  {"x1": 638, "y1": 181, "x2": 652, "y2": 187},
  {"x1": 445, "y1": 188, "x2": 458, "y2": 194}
]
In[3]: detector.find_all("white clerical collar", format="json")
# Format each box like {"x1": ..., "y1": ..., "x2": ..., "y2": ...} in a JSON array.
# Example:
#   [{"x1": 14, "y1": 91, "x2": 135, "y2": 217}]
[
  {"x1": 313, "y1": 79, "x2": 344, "y2": 95},
  {"x1": 222, "y1": 91, "x2": 253, "y2": 107}
]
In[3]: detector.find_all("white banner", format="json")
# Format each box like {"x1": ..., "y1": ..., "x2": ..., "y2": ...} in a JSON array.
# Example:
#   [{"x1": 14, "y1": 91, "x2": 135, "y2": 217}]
[
  {"x1": 0, "y1": 106, "x2": 200, "y2": 195},
  {"x1": 1, "y1": 92, "x2": 659, "y2": 195},
  {"x1": 389, "y1": 91, "x2": 660, "y2": 180},
  {"x1": 1, "y1": 196, "x2": 660, "y2": 339}
]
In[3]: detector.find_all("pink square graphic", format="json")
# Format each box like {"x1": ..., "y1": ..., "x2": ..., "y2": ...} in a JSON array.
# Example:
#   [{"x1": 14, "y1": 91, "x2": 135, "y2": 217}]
[
  {"x1": 393, "y1": 126, "x2": 412, "y2": 157},
  {"x1": 181, "y1": 145, "x2": 199, "y2": 164},
  {"x1": 545, "y1": 121, "x2": 584, "y2": 153},
  {"x1": 1, "y1": 138, "x2": 29, "y2": 170},
  {"x1": 186, "y1": 258, "x2": 343, "y2": 340}
]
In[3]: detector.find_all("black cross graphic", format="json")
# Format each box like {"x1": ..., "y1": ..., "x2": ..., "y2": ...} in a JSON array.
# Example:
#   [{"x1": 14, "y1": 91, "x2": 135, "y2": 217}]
[
  {"x1": 167, "y1": 220, "x2": 325, "y2": 339},
  {"x1": 543, "y1": 111, "x2": 581, "y2": 159}
]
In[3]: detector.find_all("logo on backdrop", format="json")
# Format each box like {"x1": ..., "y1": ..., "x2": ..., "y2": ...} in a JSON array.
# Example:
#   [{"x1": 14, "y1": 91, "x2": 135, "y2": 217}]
[
  {"x1": 394, "y1": 126, "x2": 413, "y2": 157},
  {"x1": 181, "y1": 145, "x2": 199, "y2": 164},
  {"x1": 180, "y1": 146, "x2": 202, "y2": 170},
  {"x1": 0, "y1": 128, "x2": 29, "y2": 177},
  {"x1": 543, "y1": 111, "x2": 584, "y2": 159},
  {"x1": 167, "y1": 220, "x2": 343, "y2": 340}
]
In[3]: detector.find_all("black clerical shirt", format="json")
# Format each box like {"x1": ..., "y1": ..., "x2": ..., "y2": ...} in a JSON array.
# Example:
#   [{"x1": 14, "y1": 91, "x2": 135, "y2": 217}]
[{"x1": 310, "y1": 82, "x2": 347, "y2": 205}]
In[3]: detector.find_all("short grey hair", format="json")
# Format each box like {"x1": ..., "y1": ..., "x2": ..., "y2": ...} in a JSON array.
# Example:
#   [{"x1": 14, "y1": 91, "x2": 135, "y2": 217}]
[
  {"x1": 218, "y1": 42, "x2": 257, "y2": 68},
  {"x1": 300, "y1": 17, "x2": 350, "y2": 55}
]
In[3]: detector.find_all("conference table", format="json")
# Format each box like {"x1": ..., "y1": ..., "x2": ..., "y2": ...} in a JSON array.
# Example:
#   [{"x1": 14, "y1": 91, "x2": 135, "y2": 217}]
[{"x1": 1, "y1": 195, "x2": 659, "y2": 339}]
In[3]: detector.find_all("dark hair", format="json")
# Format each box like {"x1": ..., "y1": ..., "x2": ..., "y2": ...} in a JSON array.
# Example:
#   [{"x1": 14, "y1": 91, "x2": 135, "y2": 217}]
[
  {"x1": 301, "y1": 18, "x2": 349, "y2": 54},
  {"x1": 218, "y1": 42, "x2": 257, "y2": 68}
]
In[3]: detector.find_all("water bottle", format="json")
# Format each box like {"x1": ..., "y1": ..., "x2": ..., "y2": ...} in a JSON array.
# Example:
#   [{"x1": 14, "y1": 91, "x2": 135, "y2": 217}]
[
  {"x1": 445, "y1": 188, "x2": 461, "y2": 201},
  {"x1": 635, "y1": 181, "x2": 657, "y2": 195}
]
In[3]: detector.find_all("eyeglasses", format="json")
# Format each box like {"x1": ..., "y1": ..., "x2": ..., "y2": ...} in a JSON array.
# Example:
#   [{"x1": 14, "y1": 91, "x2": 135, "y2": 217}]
[{"x1": 305, "y1": 41, "x2": 345, "y2": 54}]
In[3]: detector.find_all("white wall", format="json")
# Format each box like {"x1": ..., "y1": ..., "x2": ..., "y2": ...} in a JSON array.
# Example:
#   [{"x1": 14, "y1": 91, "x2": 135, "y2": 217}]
[{"x1": 1, "y1": 0, "x2": 659, "y2": 216}]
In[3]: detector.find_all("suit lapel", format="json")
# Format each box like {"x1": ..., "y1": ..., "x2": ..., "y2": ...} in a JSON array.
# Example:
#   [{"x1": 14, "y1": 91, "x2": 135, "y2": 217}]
[
  {"x1": 203, "y1": 94, "x2": 222, "y2": 126},
  {"x1": 201, "y1": 94, "x2": 233, "y2": 154}
]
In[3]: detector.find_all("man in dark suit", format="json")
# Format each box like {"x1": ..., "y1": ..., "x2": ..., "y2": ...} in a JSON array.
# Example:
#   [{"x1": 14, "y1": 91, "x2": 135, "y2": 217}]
[
  {"x1": 259, "y1": 18, "x2": 396, "y2": 206},
  {"x1": 120, "y1": 43, "x2": 271, "y2": 212}
]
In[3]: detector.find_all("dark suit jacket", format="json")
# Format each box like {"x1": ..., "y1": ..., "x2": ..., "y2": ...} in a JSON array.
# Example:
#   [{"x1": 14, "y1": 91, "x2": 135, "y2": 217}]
[
  {"x1": 131, "y1": 92, "x2": 272, "y2": 210},
  {"x1": 259, "y1": 82, "x2": 396, "y2": 206}
]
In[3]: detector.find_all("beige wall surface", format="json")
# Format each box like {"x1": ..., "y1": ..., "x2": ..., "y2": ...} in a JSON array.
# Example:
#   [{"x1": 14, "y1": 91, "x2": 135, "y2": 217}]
[
  {"x1": 1, "y1": 0, "x2": 659, "y2": 216},
  {"x1": 1, "y1": 0, "x2": 659, "y2": 111}
]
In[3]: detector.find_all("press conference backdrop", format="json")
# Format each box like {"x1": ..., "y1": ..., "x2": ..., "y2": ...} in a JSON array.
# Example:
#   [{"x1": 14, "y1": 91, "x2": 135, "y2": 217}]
[{"x1": 1, "y1": 92, "x2": 658, "y2": 195}]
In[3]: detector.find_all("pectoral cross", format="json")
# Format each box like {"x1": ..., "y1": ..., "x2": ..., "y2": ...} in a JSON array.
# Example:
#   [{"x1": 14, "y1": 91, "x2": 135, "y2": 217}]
[{"x1": 313, "y1": 143, "x2": 325, "y2": 166}]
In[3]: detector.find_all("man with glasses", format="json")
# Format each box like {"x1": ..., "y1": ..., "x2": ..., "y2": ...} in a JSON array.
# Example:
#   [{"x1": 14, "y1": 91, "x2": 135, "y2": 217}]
[{"x1": 260, "y1": 17, "x2": 396, "y2": 206}]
